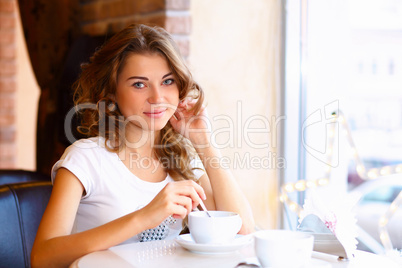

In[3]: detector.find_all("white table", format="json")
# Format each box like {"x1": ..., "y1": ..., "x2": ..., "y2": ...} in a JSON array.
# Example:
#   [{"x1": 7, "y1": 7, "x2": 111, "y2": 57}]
[{"x1": 71, "y1": 239, "x2": 400, "y2": 268}]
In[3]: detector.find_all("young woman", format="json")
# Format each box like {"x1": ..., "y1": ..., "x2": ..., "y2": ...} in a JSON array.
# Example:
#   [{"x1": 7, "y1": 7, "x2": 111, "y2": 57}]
[{"x1": 31, "y1": 24, "x2": 254, "y2": 267}]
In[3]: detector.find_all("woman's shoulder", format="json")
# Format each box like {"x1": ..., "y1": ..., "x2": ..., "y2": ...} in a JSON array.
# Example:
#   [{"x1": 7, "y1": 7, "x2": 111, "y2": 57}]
[
  {"x1": 63, "y1": 136, "x2": 108, "y2": 154},
  {"x1": 56, "y1": 137, "x2": 109, "y2": 163},
  {"x1": 51, "y1": 137, "x2": 109, "y2": 183},
  {"x1": 70, "y1": 136, "x2": 106, "y2": 149}
]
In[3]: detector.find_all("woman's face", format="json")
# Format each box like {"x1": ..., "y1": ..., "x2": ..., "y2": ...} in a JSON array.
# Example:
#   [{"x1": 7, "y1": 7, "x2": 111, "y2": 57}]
[{"x1": 115, "y1": 53, "x2": 180, "y2": 132}]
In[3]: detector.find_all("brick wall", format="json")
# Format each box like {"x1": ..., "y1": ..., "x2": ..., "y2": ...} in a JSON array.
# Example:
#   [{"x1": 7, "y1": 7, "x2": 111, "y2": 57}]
[
  {"x1": 0, "y1": 0, "x2": 17, "y2": 168},
  {"x1": 165, "y1": 0, "x2": 191, "y2": 58},
  {"x1": 6, "y1": 0, "x2": 191, "y2": 173},
  {"x1": 80, "y1": 0, "x2": 191, "y2": 57}
]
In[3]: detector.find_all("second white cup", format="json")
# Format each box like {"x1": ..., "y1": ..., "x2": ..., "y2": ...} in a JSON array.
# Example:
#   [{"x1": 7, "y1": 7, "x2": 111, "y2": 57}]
[{"x1": 254, "y1": 230, "x2": 314, "y2": 268}]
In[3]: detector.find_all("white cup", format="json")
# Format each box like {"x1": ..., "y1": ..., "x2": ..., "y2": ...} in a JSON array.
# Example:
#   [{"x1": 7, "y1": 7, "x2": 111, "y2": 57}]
[
  {"x1": 188, "y1": 211, "x2": 242, "y2": 244},
  {"x1": 254, "y1": 230, "x2": 314, "y2": 268}
]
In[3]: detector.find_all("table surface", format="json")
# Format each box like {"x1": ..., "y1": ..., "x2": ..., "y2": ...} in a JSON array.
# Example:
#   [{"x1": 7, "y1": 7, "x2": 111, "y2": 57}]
[{"x1": 71, "y1": 238, "x2": 400, "y2": 268}]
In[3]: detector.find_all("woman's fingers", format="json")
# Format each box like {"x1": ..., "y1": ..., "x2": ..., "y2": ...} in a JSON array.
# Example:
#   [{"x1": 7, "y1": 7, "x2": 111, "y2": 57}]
[
  {"x1": 143, "y1": 180, "x2": 206, "y2": 226},
  {"x1": 165, "y1": 181, "x2": 206, "y2": 210},
  {"x1": 178, "y1": 98, "x2": 198, "y2": 111},
  {"x1": 173, "y1": 107, "x2": 184, "y2": 121},
  {"x1": 179, "y1": 186, "x2": 203, "y2": 210},
  {"x1": 172, "y1": 195, "x2": 193, "y2": 215},
  {"x1": 175, "y1": 180, "x2": 206, "y2": 201},
  {"x1": 171, "y1": 203, "x2": 189, "y2": 219}
]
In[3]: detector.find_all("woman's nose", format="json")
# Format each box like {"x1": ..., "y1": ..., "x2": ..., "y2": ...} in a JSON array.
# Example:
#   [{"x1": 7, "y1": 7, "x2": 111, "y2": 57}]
[{"x1": 148, "y1": 85, "x2": 163, "y2": 104}]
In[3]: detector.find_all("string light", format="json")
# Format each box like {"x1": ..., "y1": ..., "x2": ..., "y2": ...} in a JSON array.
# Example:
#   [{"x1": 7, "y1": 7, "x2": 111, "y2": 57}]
[
  {"x1": 350, "y1": 148, "x2": 357, "y2": 156},
  {"x1": 367, "y1": 169, "x2": 379, "y2": 180},
  {"x1": 380, "y1": 166, "x2": 391, "y2": 176},
  {"x1": 396, "y1": 165, "x2": 402, "y2": 173},
  {"x1": 379, "y1": 217, "x2": 388, "y2": 227},
  {"x1": 294, "y1": 180, "x2": 306, "y2": 191},
  {"x1": 306, "y1": 180, "x2": 317, "y2": 188},
  {"x1": 280, "y1": 110, "x2": 402, "y2": 252},
  {"x1": 283, "y1": 183, "x2": 295, "y2": 193},
  {"x1": 289, "y1": 202, "x2": 298, "y2": 211},
  {"x1": 325, "y1": 165, "x2": 332, "y2": 173},
  {"x1": 317, "y1": 178, "x2": 329, "y2": 186},
  {"x1": 356, "y1": 164, "x2": 365, "y2": 174},
  {"x1": 279, "y1": 193, "x2": 288, "y2": 202},
  {"x1": 389, "y1": 203, "x2": 397, "y2": 213},
  {"x1": 378, "y1": 191, "x2": 402, "y2": 251},
  {"x1": 379, "y1": 230, "x2": 392, "y2": 251}
]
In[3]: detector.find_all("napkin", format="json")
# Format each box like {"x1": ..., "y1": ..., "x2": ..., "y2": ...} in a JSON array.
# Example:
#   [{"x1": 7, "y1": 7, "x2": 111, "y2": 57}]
[{"x1": 297, "y1": 190, "x2": 358, "y2": 259}]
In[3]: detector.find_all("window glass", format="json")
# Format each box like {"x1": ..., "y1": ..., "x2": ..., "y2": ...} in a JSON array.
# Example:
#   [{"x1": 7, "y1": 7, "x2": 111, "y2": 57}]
[{"x1": 285, "y1": 0, "x2": 402, "y2": 251}]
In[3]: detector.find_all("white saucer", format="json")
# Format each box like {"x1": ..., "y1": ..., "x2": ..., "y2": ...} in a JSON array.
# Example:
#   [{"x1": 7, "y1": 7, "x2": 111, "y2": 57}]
[
  {"x1": 175, "y1": 234, "x2": 252, "y2": 254},
  {"x1": 242, "y1": 257, "x2": 332, "y2": 268}
]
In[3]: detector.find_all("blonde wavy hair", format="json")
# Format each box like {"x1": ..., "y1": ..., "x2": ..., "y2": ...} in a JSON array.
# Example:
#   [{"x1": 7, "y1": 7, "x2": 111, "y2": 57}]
[{"x1": 73, "y1": 24, "x2": 204, "y2": 182}]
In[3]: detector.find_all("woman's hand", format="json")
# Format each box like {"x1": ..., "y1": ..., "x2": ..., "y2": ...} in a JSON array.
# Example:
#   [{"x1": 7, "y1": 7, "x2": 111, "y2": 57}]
[
  {"x1": 138, "y1": 180, "x2": 206, "y2": 229},
  {"x1": 169, "y1": 98, "x2": 211, "y2": 147}
]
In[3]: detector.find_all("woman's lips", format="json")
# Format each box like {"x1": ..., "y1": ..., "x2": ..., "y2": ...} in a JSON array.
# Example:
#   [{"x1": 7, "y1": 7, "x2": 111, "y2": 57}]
[{"x1": 143, "y1": 109, "x2": 167, "y2": 119}]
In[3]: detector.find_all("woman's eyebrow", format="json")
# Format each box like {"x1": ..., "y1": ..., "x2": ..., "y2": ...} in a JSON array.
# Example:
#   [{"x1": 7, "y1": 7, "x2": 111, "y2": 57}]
[
  {"x1": 162, "y1": 72, "x2": 173, "y2": 79},
  {"x1": 126, "y1": 72, "x2": 172, "y2": 81},
  {"x1": 127, "y1": 76, "x2": 148, "y2": 81}
]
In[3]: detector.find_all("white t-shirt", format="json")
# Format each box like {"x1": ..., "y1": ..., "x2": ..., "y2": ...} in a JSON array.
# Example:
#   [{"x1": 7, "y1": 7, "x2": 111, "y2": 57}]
[{"x1": 51, "y1": 137, "x2": 204, "y2": 244}]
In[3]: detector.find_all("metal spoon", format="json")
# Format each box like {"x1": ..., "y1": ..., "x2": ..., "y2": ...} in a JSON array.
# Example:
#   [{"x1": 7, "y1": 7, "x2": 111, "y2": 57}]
[
  {"x1": 198, "y1": 199, "x2": 212, "y2": 217},
  {"x1": 235, "y1": 262, "x2": 260, "y2": 268}
]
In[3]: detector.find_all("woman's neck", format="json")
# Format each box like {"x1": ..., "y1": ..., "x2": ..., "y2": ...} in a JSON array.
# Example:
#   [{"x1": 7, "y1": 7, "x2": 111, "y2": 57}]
[{"x1": 121, "y1": 124, "x2": 160, "y2": 158}]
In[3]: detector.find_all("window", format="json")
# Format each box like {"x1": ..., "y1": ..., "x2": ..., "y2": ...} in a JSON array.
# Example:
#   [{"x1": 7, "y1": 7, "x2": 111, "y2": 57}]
[{"x1": 284, "y1": 0, "x2": 402, "y2": 251}]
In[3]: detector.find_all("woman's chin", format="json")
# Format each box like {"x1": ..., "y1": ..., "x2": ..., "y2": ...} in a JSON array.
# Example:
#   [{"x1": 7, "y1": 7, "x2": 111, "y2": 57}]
[{"x1": 144, "y1": 120, "x2": 170, "y2": 132}]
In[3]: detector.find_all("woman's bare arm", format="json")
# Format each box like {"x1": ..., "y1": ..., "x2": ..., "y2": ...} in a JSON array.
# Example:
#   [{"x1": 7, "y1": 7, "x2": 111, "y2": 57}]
[
  {"x1": 170, "y1": 100, "x2": 255, "y2": 234},
  {"x1": 195, "y1": 147, "x2": 255, "y2": 234},
  {"x1": 31, "y1": 168, "x2": 205, "y2": 267}
]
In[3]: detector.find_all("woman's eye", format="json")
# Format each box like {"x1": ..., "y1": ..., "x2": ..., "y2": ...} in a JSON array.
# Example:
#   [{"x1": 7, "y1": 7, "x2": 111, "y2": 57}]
[
  {"x1": 133, "y1": 82, "x2": 145, "y2": 89},
  {"x1": 163, "y1": 79, "x2": 174, "y2": 85}
]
